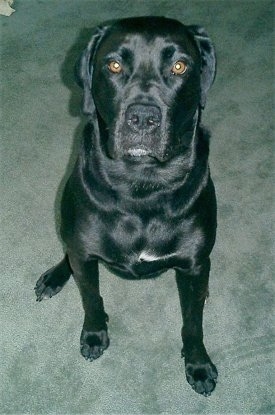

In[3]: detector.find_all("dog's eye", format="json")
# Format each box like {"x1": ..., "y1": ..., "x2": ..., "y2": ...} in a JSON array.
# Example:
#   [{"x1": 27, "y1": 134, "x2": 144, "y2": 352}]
[
  {"x1": 108, "y1": 61, "x2": 123, "y2": 74},
  {"x1": 171, "y1": 60, "x2": 187, "y2": 75}
]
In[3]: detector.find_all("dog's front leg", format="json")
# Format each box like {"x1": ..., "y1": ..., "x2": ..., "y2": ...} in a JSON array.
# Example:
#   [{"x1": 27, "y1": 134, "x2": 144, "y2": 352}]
[
  {"x1": 68, "y1": 254, "x2": 109, "y2": 361},
  {"x1": 175, "y1": 258, "x2": 218, "y2": 396}
]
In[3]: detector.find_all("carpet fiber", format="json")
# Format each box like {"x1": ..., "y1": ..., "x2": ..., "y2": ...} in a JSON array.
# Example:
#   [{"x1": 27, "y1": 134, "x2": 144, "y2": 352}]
[{"x1": 1, "y1": 1, "x2": 274, "y2": 413}]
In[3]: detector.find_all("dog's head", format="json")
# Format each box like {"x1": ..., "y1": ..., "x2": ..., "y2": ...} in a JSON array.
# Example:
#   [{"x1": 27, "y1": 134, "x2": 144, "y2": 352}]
[{"x1": 76, "y1": 17, "x2": 216, "y2": 162}]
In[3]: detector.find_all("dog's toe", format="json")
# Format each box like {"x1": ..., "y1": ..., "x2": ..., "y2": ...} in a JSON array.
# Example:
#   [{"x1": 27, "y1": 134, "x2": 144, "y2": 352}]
[{"x1": 80, "y1": 329, "x2": 109, "y2": 361}]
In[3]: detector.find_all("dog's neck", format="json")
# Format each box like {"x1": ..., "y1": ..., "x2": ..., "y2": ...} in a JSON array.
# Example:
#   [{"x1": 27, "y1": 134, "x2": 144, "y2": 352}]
[{"x1": 76, "y1": 118, "x2": 210, "y2": 218}]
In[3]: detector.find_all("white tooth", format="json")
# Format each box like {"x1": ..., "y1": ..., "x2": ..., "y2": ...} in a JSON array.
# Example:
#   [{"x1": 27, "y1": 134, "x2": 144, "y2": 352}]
[{"x1": 128, "y1": 149, "x2": 147, "y2": 156}]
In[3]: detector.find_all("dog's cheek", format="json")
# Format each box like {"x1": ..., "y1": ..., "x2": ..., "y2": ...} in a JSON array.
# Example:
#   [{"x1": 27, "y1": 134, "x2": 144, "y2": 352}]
[
  {"x1": 172, "y1": 85, "x2": 200, "y2": 127},
  {"x1": 92, "y1": 76, "x2": 117, "y2": 125}
]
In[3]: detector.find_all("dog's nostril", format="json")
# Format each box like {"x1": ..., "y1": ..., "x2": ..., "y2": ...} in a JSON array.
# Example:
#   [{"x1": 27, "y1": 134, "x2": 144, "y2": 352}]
[
  {"x1": 129, "y1": 115, "x2": 139, "y2": 126},
  {"x1": 147, "y1": 117, "x2": 159, "y2": 127}
]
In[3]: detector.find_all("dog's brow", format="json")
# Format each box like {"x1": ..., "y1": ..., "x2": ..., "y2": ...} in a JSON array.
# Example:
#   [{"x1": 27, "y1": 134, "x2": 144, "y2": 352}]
[
  {"x1": 119, "y1": 46, "x2": 133, "y2": 61},
  {"x1": 161, "y1": 45, "x2": 176, "y2": 59}
]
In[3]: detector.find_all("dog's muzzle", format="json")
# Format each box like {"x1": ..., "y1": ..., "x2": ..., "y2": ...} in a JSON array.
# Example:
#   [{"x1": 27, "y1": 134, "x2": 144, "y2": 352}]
[
  {"x1": 108, "y1": 103, "x2": 167, "y2": 161},
  {"x1": 120, "y1": 103, "x2": 163, "y2": 158}
]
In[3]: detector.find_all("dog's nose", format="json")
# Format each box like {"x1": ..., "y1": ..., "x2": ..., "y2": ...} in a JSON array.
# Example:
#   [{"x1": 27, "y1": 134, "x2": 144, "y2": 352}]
[{"x1": 125, "y1": 104, "x2": 161, "y2": 133}]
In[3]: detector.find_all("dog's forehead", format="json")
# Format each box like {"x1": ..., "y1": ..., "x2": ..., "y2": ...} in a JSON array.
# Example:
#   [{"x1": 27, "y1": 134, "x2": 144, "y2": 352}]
[{"x1": 97, "y1": 18, "x2": 198, "y2": 58}]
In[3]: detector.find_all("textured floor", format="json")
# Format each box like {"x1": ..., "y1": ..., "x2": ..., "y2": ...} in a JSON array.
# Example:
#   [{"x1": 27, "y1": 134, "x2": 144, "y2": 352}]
[{"x1": 1, "y1": 1, "x2": 274, "y2": 413}]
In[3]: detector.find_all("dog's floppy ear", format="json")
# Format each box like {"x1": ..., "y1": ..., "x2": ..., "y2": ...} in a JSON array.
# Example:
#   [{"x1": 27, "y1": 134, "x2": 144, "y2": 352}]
[
  {"x1": 75, "y1": 25, "x2": 109, "y2": 115},
  {"x1": 188, "y1": 25, "x2": 216, "y2": 109}
]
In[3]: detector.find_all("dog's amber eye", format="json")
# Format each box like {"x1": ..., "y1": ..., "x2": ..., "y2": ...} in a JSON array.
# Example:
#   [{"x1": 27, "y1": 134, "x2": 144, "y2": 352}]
[
  {"x1": 108, "y1": 61, "x2": 122, "y2": 74},
  {"x1": 171, "y1": 60, "x2": 187, "y2": 75}
]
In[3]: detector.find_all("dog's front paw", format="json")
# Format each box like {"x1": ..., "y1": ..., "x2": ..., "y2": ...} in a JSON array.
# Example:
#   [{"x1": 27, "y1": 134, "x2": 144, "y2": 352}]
[
  {"x1": 80, "y1": 329, "x2": 109, "y2": 361},
  {"x1": 185, "y1": 360, "x2": 218, "y2": 397}
]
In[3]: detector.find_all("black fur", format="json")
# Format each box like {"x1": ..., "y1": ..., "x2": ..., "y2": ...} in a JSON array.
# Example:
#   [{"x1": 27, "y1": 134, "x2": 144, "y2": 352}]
[{"x1": 35, "y1": 16, "x2": 218, "y2": 396}]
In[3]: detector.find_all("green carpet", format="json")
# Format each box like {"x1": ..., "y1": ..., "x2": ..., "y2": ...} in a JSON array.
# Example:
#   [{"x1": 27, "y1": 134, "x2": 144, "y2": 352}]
[{"x1": 1, "y1": 0, "x2": 274, "y2": 413}]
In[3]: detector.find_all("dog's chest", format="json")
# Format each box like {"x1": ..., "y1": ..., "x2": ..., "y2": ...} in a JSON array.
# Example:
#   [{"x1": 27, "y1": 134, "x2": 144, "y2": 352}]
[{"x1": 96, "y1": 212, "x2": 189, "y2": 277}]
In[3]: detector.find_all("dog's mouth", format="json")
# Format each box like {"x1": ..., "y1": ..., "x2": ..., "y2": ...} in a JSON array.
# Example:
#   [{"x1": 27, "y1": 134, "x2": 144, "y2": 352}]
[
  {"x1": 127, "y1": 148, "x2": 149, "y2": 157},
  {"x1": 110, "y1": 140, "x2": 173, "y2": 162},
  {"x1": 122, "y1": 147, "x2": 168, "y2": 162}
]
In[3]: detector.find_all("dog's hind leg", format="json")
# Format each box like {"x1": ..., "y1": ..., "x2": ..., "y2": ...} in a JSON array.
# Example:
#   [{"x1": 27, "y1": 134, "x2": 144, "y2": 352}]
[{"x1": 35, "y1": 254, "x2": 72, "y2": 301}]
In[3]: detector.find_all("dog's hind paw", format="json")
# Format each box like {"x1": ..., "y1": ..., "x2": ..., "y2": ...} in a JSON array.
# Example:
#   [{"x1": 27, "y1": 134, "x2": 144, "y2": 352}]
[
  {"x1": 34, "y1": 268, "x2": 69, "y2": 301},
  {"x1": 35, "y1": 257, "x2": 71, "y2": 301},
  {"x1": 185, "y1": 360, "x2": 218, "y2": 397},
  {"x1": 34, "y1": 272, "x2": 63, "y2": 301},
  {"x1": 80, "y1": 329, "x2": 109, "y2": 361}
]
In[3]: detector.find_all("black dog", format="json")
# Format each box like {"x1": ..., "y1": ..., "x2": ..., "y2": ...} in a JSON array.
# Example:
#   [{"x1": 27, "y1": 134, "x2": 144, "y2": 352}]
[{"x1": 35, "y1": 16, "x2": 218, "y2": 396}]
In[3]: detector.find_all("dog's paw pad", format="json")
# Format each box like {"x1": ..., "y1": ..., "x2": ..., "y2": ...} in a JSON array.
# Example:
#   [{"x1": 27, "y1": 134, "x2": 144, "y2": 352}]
[
  {"x1": 185, "y1": 361, "x2": 218, "y2": 396},
  {"x1": 80, "y1": 329, "x2": 109, "y2": 361}
]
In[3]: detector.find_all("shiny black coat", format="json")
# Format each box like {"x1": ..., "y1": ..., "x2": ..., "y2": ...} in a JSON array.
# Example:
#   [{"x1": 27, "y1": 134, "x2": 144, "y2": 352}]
[
  {"x1": 35, "y1": 16, "x2": 218, "y2": 397},
  {"x1": 61, "y1": 121, "x2": 217, "y2": 280}
]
